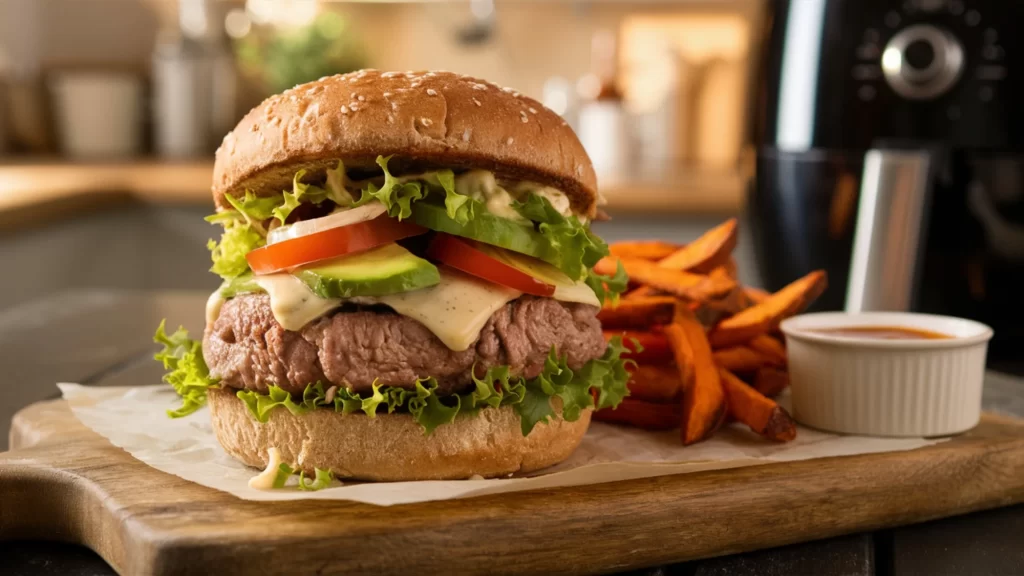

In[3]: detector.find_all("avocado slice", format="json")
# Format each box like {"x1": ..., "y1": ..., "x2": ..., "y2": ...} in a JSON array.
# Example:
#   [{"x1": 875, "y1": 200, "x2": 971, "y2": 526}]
[
  {"x1": 295, "y1": 243, "x2": 440, "y2": 299},
  {"x1": 408, "y1": 201, "x2": 564, "y2": 267}
]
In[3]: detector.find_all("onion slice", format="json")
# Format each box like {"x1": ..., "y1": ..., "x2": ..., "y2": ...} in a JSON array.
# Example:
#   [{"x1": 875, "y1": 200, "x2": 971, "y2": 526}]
[{"x1": 267, "y1": 201, "x2": 387, "y2": 245}]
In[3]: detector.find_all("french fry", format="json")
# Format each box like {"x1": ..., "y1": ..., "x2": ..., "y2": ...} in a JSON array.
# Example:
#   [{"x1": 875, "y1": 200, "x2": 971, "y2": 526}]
[
  {"x1": 753, "y1": 367, "x2": 790, "y2": 398},
  {"x1": 709, "y1": 270, "x2": 828, "y2": 348},
  {"x1": 624, "y1": 286, "x2": 659, "y2": 300},
  {"x1": 609, "y1": 240, "x2": 680, "y2": 261},
  {"x1": 597, "y1": 256, "x2": 737, "y2": 301},
  {"x1": 598, "y1": 296, "x2": 677, "y2": 329},
  {"x1": 605, "y1": 329, "x2": 673, "y2": 363},
  {"x1": 657, "y1": 218, "x2": 738, "y2": 274},
  {"x1": 627, "y1": 364, "x2": 684, "y2": 402},
  {"x1": 593, "y1": 398, "x2": 682, "y2": 431},
  {"x1": 712, "y1": 346, "x2": 782, "y2": 372},
  {"x1": 665, "y1": 305, "x2": 727, "y2": 445},
  {"x1": 722, "y1": 257, "x2": 739, "y2": 280},
  {"x1": 743, "y1": 287, "x2": 770, "y2": 304},
  {"x1": 719, "y1": 368, "x2": 796, "y2": 441},
  {"x1": 748, "y1": 334, "x2": 787, "y2": 365}
]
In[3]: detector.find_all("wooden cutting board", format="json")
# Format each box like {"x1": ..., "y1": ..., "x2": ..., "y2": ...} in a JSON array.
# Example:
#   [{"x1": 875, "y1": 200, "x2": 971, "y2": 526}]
[{"x1": 4, "y1": 400, "x2": 1024, "y2": 576}]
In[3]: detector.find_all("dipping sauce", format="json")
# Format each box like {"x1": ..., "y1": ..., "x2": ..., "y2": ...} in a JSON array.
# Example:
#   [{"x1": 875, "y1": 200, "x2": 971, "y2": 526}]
[{"x1": 812, "y1": 326, "x2": 951, "y2": 340}]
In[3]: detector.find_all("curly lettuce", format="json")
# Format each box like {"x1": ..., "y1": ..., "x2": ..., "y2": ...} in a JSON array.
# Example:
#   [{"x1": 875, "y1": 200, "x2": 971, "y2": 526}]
[
  {"x1": 207, "y1": 225, "x2": 263, "y2": 280},
  {"x1": 153, "y1": 321, "x2": 219, "y2": 418},
  {"x1": 235, "y1": 337, "x2": 632, "y2": 436},
  {"x1": 586, "y1": 260, "x2": 629, "y2": 305},
  {"x1": 512, "y1": 193, "x2": 609, "y2": 281}
]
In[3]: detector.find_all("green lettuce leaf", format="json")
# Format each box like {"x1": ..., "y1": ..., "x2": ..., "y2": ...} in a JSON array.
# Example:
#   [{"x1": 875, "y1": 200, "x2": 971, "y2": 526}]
[
  {"x1": 237, "y1": 385, "x2": 314, "y2": 423},
  {"x1": 585, "y1": 260, "x2": 629, "y2": 305},
  {"x1": 354, "y1": 155, "x2": 426, "y2": 220},
  {"x1": 272, "y1": 169, "x2": 330, "y2": 224},
  {"x1": 235, "y1": 338, "x2": 632, "y2": 436},
  {"x1": 273, "y1": 463, "x2": 296, "y2": 489},
  {"x1": 431, "y1": 170, "x2": 474, "y2": 225},
  {"x1": 324, "y1": 160, "x2": 356, "y2": 207},
  {"x1": 298, "y1": 468, "x2": 335, "y2": 491},
  {"x1": 511, "y1": 193, "x2": 610, "y2": 280},
  {"x1": 205, "y1": 190, "x2": 281, "y2": 232},
  {"x1": 153, "y1": 321, "x2": 219, "y2": 417},
  {"x1": 207, "y1": 224, "x2": 264, "y2": 280}
]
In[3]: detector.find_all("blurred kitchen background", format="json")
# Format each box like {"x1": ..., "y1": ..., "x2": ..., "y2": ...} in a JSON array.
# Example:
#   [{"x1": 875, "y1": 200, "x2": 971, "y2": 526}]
[
  {"x1": 1, "y1": 0, "x2": 1022, "y2": 428},
  {"x1": 0, "y1": 0, "x2": 764, "y2": 302}
]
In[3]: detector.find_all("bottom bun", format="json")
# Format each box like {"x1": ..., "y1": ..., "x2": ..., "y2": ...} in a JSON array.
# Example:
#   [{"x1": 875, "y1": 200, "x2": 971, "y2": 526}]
[{"x1": 208, "y1": 387, "x2": 591, "y2": 481}]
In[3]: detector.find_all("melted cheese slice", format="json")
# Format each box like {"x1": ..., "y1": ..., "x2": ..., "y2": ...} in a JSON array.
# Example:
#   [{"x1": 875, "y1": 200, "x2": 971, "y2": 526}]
[
  {"x1": 253, "y1": 274, "x2": 342, "y2": 331},
  {"x1": 361, "y1": 269, "x2": 521, "y2": 351},
  {"x1": 208, "y1": 267, "x2": 597, "y2": 351}
]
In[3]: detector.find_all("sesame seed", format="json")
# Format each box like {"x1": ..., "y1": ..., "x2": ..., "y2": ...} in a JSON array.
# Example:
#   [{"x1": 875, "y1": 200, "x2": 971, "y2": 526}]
[
  {"x1": 506, "y1": 137, "x2": 514, "y2": 145},
  {"x1": 520, "y1": 111, "x2": 529, "y2": 123},
  {"x1": 502, "y1": 86, "x2": 515, "y2": 93},
  {"x1": 472, "y1": 98, "x2": 481, "y2": 107},
  {"x1": 391, "y1": 102, "x2": 398, "y2": 111},
  {"x1": 387, "y1": 114, "x2": 394, "y2": 123},
  {"x1": 383, "y1": 92, "x2": 392, "y2": 98},
  {"x1": 426, "y1": 89, "x2": 437, "y2": 96},
  {"x1": 462, "y1": 128, "x2": 472, "y2": 142},
  {"x1": 529, "y1": 107, "x2": 537, "y2": 114},
  {"x1": 340, "y1": 105, "x2": 349, "y2": 114},
  {"x1": 357, "y1": 95, "x2": 365, "y2": 101},
  {"x1": 426, "y1": 72, "x2": 437, "y2": 77},
  {"x1": 411, "y1": 82, "x2": 422, "y2": 88},
  {"x1": 420, "y1": 118, "x2": 433, "y2": 127},
  {"x1": 382, "y1": 72, "x2": 399, "y2": 78},
  {"x1": 472, "y1": 83, "x2": 488, "y2": 91}
]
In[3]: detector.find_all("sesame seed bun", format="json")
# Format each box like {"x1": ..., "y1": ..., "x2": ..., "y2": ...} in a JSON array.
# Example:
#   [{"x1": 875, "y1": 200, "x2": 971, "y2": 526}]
[
  {"x1": 213, "y1": 70, "x2": 599, "y2": 218},
  {"x1": 208, "y1": 387, "x2": 590, "y2": 482}
]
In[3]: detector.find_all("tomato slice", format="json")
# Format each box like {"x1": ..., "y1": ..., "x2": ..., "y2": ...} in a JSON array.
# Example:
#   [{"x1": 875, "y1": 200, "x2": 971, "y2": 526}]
[
  {"x1": 246, "y1": 215, "x2": 428, "y2": 274},
  {"x1": 426, "y1": 234, "x2": 556, "y2": 297}
]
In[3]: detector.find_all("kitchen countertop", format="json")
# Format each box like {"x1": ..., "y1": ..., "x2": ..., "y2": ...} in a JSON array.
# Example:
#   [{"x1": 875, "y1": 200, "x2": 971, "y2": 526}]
[
  {"x1": 1, "y1": 290, "x2": 1023, "y2": 575},
  {"x1": 0, "y1": 161, "x2": 746, "y2": 233}
]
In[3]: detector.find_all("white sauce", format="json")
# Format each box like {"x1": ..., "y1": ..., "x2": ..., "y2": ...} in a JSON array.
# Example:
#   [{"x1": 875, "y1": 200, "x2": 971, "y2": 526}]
[
  {"x1": 206, "y1": 290, "x2": 225, "y2": 326},
  {"x1": 454, "y1": 170, "x2": 529, "y2": 223},
  {"x1": 248, "y1": 447, "x2": 283, "y2": 490},
  {"x1": 253, "y1": 274, "x2": 342, "y2": 331}
]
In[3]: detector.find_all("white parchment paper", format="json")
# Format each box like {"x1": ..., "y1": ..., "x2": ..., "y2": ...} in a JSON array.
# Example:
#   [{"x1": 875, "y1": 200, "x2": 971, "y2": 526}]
[{"x1": 59, "y1": 383, "x2": 946, "y2": 506}]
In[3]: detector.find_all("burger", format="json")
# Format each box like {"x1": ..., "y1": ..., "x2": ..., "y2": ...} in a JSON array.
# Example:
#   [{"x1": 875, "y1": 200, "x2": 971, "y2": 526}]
[{"x1": 154, "y1": 70, "x2": 631, "y2": 483}]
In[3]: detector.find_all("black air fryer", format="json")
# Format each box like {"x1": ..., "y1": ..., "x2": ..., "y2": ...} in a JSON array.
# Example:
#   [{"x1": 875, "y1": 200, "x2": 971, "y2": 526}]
[{"x1": 751, "y1": 0, "x2": 1024, "y2": 371}]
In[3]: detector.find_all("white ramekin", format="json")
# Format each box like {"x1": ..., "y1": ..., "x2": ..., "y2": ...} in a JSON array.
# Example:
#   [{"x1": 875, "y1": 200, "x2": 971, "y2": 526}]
[{"x1": 779, "y1": 312, "x2": 993, "y2": 437}]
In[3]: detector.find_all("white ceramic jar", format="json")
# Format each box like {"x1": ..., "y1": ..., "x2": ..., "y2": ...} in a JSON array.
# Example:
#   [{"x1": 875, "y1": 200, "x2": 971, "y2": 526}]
[{"x1": 780, "y1": 312, "x2": 993, "y2": 437}]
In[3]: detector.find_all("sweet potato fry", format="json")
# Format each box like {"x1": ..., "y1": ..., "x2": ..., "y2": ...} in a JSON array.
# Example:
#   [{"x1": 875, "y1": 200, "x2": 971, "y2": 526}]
[
  {"x1": 609, "y1": 240, "x2": 680, "y2": 261},
  {"x1": 743, "y1": 287, "x2": 770, "y2": 304},
  {"x1": 748, "y1": 334, "x2": 787, "y2": 365},
  {"x1": 712, "y1": 346, "x2": 782, "y2": 372},
  {"x1": 598, "y1": 296, "x2": 677, "y2": 329},
  {"x1": 624, "y1": 285, "x2": 659, "y2": 300},
  {"x1": 719, "y1": 368, "x2": 797, "y2": 441},
  {"x1": 605, "y1": 330, "x2": 673, "y2": 363},
  {"x1": 657, "y1": 218, "x2": 739, "y2": 274},
  {"x1": 722, "y1": 256, "x2": 739, "y2": 280},
  {"x1": 627, "y1": 364, "x2": 684, "y2": 403},
  {"x1": 593, "y1": 398, "x2": 682, "y2": 431},
  {"x1": 709, "y1": 270, "x2": 828, "y2": 348},
  {"x1": 664, "y1": 305, "x2": 727, "y2": 445},
  {"x1": 753, "y1": 367, "x2": 790, "y2": 398},
  {"x1": 599, "y1": 256, "x2": 737, "y2": 301}
]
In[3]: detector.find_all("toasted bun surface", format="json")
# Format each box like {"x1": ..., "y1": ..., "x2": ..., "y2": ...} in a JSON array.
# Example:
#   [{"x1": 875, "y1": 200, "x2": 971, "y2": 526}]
[
  {"x1": 209, "y1": 387, "x2": 590, "y2": 481},
  {"x1": 213, "y1": 70, "x2": 598, "y2": 218}
]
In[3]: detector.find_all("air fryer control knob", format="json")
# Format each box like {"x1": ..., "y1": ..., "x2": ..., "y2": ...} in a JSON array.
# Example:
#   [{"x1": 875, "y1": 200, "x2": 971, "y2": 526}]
[{"x1": 882, "y1": 24, "x2": 964, "y2": 99}]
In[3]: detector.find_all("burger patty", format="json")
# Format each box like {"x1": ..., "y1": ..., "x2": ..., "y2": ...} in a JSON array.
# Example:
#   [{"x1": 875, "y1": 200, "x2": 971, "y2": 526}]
[{"x1": 203, "y1": 293, "x2": 605, "y2": 396}]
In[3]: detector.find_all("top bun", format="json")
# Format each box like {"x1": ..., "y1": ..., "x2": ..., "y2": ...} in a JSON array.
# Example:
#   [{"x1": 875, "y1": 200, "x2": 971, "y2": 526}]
[{"x1": 213, "y1": 70, "x2": 598, "y2": 218}]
